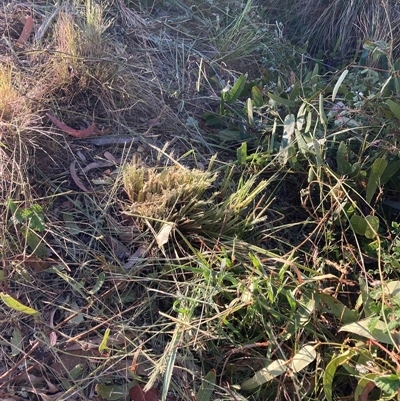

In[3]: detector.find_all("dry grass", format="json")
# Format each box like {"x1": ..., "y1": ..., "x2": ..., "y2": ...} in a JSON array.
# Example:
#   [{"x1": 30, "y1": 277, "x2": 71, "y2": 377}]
[
  {"x1": 0, "y1": 1, "x2": 290, "y2": 400},
  {"x1": 264, "y1": 0, "x2": 400, "y2": 59}
]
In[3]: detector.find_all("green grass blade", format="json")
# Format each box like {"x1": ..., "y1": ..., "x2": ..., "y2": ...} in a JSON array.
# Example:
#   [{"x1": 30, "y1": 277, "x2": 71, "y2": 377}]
[{"x1": 196, "y1": 369, "x2": 217, "y2": 401}]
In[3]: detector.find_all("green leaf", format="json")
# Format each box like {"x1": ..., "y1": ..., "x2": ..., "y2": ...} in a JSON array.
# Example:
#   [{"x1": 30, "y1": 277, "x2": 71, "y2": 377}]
[
  {"x1": 279, "y1": 114, "x2": 295, "y2": 165},
  {"x1": 251, "y1": 86, "x2": 264, "y2": 107},
  {"x1": 323, "y1": 350, "x2": 356, "y2": 401},
  {"x1": 336, "y1": 142, "x2": 352, "y2": 175},
  {"x1": 225, "y1": 74, "x2": 247, "y2": 104},
  {"x1": 0, "y1": 292, "x2": 41, "y2": 316},
  {"x1": 240, "y1": 359, "x2": 286, "y2": 390},
  {"x1": 350, "y1": 215, "x2": 379, "y2": 239},
  {"x1": 268, "y1": 92, "x2": 296, "y2": 108},
  {"x1": 237, "y1": 142, "x2": 247, "y2": 165},
  {"x1": 95, "y1": 384, "x2": 128, "y2": 400},
  {"x1": 21, "y1": 227, "x2": 48, "y2": 258},
  {"x1": 319, "y1": 293, "x2": 358, "y2": 324},
  {"x1": 7, "y1": 198, "x2": 18, "y2": 214},
  {"x1": 339, "y1": 317, "x2": 400, "y2": 345},
  {"x1": 364, "y1": 215, "x2": 379, "y2": 239},
  {"x1": 21, "y1": 204, "x2": 45, "y2": 232},
  {"x1": 354, "y1": 373, "x2": 377, "y2": 401},
  {"x1": 89, "y1": 272, "x2": 106, "y2": 295},
  {"x1": 288, "y1": 345, "x2": 316, "y2": 374},
  {"x1": 366, "y1": 158, "x2": 388, "y2": 204},
  {"x1": 10, "y1": 328, "x2": 23, "y2": 356},
  {"x1": 195, "y1": 369, "x2": 216, "y2": 401},
  {"x1": 332, "y1": 69, "x2": 348, "y2": 102},
  {"x1": 381, "y1": 160, "x2": 400, "y2": 185},
  {"x1": 99, "y1": 328, "x2": 110, "y2": 353},
  {"x1": 375, "y1": 374, "x2": 400, "y2": 395},
  {"x1": 386, "y1": 99, "x2": 400, "y2": 120},
  {"x1": 319, "y1": 93, "x2": 328, "y2": 127}
]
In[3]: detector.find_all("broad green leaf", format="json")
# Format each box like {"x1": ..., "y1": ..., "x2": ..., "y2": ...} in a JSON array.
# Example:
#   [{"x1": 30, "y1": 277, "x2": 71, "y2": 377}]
[
  {"x1": 339, "y1": 317, "x2": 400, "y2": 345},
  {"x1": 305, "y1": 109, "x2": 312, "y2": 133},
  {"x1": 89, "y1": 272, "x2": 106, "y2": 295},
  {"x1": 296, "y1": 103, "x2": 307, "y2": 131},
  {"x1": 99, "y1": 328, "x2": 110, "y2": 353},
  {"x1": 381, "y1": 160, "x2": 400, "y2": 184},
  {"x1": 323, "y1": 350, "x2": 356, "y2": 401},
  {"x1": 354, "y1": 373, "x2": 377, "y2": 401},
  {"x1": 69, "y1": 364, "x2": 85, "y2": 379},
  {"x1": 295, "y1": 129, "x2": 308, "y2": 155},
  {"x1": 364, "y1": 215, "x2": 379, "y2": 239},
  {"x1": 386, "y1": 99, "x2": 400, "y2": 120},
  {"x1": 319, "y1": 293, "x2": 358, "y2": 324},
  {"x1": 366, "y1": 158, "x2": 388, "y2": 204},
  {"x1": 375, "y1": 374, "x2": 400, "y2": 395},
  {"x1": 21, "y1": 204, "x2": 45, "y2": 232},
  {"x1": 21, "y1": 227, "x2": 48, "y2": 258},
  {"x1": 10, "y1": 327, "x2": 23, "y2": 356},
  {"x1": 289, "y1": 82, "x2": 301, "y2": 101},
  {"x1": 0, "y1": 292, "x2": 41, "y2": 316},
  {"x1": 195, "y1": 369, "x2": 216, "y2": 401},
  {"x1": 241, "y1": 359, "x2": 286, "y2": 390},
  {"x1": 268, "y1": 92, "x2": 296, "y2": 108},
  {"x1": 287, "y1": 294, "x2": 316, "y2": 337},
  {"x1": 288, "y1": 345, "x2": 316, "y2": 374},
  {"x1": 237, "y1": 142, "x2": 247, "y2": 165},
  {"x1": 225, "y1": 74, "x2": 247, "y2": 104},
  {"x1": 350, "y1": 215, "x2": 379, "y2": 239},
  {"x1": 336, "y1": 142, "x2": 352, "y2": 175},
  {"x1": 279, "y1": 114, "x2": 295, "y2": 165},
  {"x1": 95, "y1": 384, "x2": 128, "y2": 400},
  {"x1": 349, "y1": 212, "x2": 366, "y2": 233},
  {"x1": 332, "y1": 69, "x2": 348, "y2": 102},
  {"x1": 251, "y1": 86, "x2": 264, "y2": 107}
]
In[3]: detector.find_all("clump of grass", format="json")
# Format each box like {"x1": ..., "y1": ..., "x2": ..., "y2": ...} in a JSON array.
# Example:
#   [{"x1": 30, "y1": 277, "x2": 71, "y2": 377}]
[
  {"x1": 264, "y1": 0, "x2": 400, "y2": 59},
  {"x1": 122, "y1": 155, "x2": 274, "y2": 249},
  {"x1": 123, "y1": 160, "x2": 218, "y2": 220}
]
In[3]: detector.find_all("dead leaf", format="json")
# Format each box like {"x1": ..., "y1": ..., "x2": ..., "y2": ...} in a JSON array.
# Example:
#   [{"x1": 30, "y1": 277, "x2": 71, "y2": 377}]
[
  {"x1": 104, "y1": 151, "x2": 118, "y2": 162},
  {"x1": 359, "y1": 381, "x2": 376, "y2": 401},
  {"x1": 13, "y1": 255, "x2": 57, "y2": 273},
  {"x1": 130, "y1": 344, "x2": 142, "y2": 373},
  {"x1": 94, "y1": 126, "x2": 111, "y2": 135},
  {"x1": 122, "y1": 246, "x2": 148, "y2": 270},
  {"x1": 47, "y1": 113, "x2": 95, "y2": 138},
  {"x1": 44, "y1": 378, "x2": 60, "y2": 394},
  {"x1": 49, "y1": 331, "x2": 57, "y2": 346},
  {"x1": 17, "y1": 15, "x2": 34, "y2": 45},
  {"x1": 70, "y1": 161, "x2": 89, "y2": 192},
  {"x1": 82, "y1": 161, "x2": 115, "y2": 174},
  {"x1": 129, "y1": 384, "x2": 158, "y2": 401},
  {"x1": 155, "y1": 223, "x2": 174, "y2": 248},
  {"x1": 26, "y1": 390, "x2": 65, "y2": 401}
]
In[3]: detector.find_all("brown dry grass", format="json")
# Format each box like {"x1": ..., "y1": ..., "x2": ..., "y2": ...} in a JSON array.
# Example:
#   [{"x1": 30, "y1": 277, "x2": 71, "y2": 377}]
[{"x1": 0, "y1": 1, "x2": 289, "y2": 400}]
